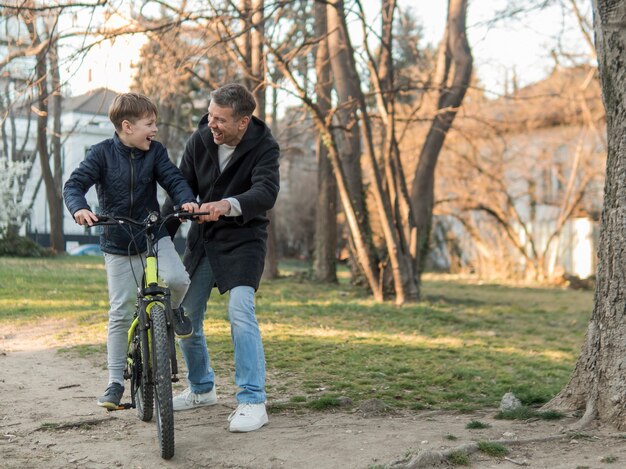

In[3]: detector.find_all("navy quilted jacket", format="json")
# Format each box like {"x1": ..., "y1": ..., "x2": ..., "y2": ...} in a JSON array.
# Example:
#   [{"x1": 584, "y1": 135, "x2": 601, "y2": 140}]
[{"x1": 63, "y1": 133, "x2": 195, "y2": 255}]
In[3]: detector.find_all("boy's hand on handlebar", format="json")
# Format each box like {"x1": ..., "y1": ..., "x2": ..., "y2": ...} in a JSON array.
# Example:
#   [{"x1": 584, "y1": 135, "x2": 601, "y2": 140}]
[
  {"x1": 179, "y1": 202, "x2": 199, "y2": 222},
  {"x1": 198, "y1": 200, "x2": 231, "y2": 223},
  {"x1": 74, "y1": 209, "x2": 98, "y2": 227}
]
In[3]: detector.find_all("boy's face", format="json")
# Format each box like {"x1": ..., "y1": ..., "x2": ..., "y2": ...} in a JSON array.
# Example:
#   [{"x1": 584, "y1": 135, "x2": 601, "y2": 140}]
[
  {"x1": 207, "y1": 102, "x2": 249, "y2": 147},
  {"x1": 119, "y1": 113, "x2": 157, "y2": 151}
]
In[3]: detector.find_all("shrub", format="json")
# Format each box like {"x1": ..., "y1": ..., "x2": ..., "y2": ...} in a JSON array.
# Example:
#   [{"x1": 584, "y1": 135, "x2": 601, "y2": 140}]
[
  {"x1": 466, "y1": 420, "x2": 491, "y2": 429},
  {"x1": 478, "y1": 441, "x2": 508, "y2": 457},
  {"x1": 0, "y1": 232, "x2": 50, "y2": 257},
  {"x1": 447, "y1": 450, "x2": 470, "y2": 466}
]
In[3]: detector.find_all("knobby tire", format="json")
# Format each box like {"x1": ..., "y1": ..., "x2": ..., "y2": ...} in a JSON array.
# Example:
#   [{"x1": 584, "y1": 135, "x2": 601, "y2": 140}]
[
  {"x1": 134, "y1": 319, "x2": 154, "y2": 422},
  {"x1": 151, "y1": 304, "x2": 175, "y2": 460}
]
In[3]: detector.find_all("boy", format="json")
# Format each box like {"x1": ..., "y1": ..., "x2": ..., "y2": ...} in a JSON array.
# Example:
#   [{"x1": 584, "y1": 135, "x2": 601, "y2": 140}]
[{"x1": 63, "y1": 92, "x2": 198, "y2": 409}]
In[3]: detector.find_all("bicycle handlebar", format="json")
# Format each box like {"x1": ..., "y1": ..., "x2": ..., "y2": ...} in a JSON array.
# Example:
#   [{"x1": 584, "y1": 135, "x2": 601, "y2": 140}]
[{"x1": 89, "y1": 210, "x2": 211, "y2": 228}]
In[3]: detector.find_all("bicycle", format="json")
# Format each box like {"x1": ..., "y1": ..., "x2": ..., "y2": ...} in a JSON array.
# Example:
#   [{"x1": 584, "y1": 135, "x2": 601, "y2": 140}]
[{"x1": 91, "y1": 208, "x2": 207, "y2": 460}]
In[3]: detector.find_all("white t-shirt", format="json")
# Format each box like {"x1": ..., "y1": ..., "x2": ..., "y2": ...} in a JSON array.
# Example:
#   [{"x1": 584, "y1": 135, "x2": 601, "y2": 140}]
[{"x1": 218, "y1": 144, "x2": 242, "y2": 217}]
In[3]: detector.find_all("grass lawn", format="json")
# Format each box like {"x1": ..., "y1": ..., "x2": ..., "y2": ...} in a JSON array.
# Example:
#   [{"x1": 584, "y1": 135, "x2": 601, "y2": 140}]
[{"x1": 0, "y1": 256, "x2": 593, "y2": 412}]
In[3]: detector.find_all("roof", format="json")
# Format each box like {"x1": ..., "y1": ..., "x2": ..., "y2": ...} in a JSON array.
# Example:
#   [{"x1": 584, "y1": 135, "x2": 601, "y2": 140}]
[
  {"x1": 62, "y1": 88, "x2": 118, "y2": 115},
  {"x1": 9, "y1": 87, "x2": 118, "y2": 118},
  {"x1": 461, "y1": 65, "x2": 604, "y2": 136}
]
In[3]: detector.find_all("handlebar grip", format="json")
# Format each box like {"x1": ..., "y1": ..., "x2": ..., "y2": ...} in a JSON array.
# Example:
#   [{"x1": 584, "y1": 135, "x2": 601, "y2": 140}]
[
  {"x1": 174, "y1": 211, "x2": 212, "y2": 219},
  {"x1": 90, "y1": 220, "x2": 117, "y2": 227}
]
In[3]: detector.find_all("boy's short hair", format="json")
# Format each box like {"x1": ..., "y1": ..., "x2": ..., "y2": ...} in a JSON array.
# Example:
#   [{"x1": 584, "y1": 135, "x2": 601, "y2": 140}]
[
  {"x1": 210, "y1": 83, "x2": 256, "y2": 119},
  {"x1": 108, "y1": 93, "x2": 158, "y2": 131}
]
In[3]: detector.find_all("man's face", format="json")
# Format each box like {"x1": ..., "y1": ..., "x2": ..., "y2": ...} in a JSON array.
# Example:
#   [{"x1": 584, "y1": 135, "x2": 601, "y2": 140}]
[{"x1": 207, "y1": 101, "x2": 249, "y2": 146}]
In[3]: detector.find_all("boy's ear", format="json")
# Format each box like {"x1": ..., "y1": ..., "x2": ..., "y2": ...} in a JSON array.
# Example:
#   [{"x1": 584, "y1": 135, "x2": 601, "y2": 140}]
[{"x1": 121, "y1": 119, "x2": 132, "y2": 133}]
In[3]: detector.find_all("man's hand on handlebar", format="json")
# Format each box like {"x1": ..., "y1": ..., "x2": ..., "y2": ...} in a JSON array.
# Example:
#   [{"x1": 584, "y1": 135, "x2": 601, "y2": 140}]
[
  {"x1": 74, "y1": 208, "x2": 99, "y2": 227},
  {"x1": 197, "y1": 200, "x2": 231, "y2": 223}
]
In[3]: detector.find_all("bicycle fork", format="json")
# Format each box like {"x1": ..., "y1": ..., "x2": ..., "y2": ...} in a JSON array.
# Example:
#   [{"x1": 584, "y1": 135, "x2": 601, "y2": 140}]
[{"x1": 124, "y1": 297, "x2": 179, "y2": 391}]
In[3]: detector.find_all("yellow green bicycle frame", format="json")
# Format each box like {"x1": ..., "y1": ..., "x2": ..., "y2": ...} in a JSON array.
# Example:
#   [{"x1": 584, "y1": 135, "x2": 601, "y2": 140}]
[{"x1": 126, "y1": 255, "x2": 165, "y2": 361}]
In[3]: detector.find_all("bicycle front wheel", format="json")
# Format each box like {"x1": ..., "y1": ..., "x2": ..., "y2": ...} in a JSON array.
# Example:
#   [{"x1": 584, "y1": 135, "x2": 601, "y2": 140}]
[
  {"x1": 134, "y1": 320, "x2": 154, "y2": 422},
  {"x1": 151, "y1": 304, "x2": 175, "y2": 460}
]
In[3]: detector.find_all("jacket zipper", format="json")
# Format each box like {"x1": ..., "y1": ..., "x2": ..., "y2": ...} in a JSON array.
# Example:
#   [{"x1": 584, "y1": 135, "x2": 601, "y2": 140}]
[{"x1": 128, "y1": 151, "x2": 135, "y2": 216}]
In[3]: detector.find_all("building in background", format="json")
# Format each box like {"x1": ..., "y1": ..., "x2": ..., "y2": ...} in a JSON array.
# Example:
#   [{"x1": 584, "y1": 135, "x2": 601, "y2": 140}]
[{"x1": 20, "y1": 89, "x2": 117, "y2": 249}]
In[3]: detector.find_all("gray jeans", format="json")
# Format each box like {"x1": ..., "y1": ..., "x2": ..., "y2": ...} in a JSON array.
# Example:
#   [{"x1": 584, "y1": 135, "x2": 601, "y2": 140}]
[{"x1": 103, "y1": 236, "x2": 190, "y2": 385}]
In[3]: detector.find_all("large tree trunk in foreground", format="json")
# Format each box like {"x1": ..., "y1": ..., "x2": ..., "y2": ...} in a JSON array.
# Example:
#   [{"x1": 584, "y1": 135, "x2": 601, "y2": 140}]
[{"x1": 544, "y1": 0, "x2": 626, "y2": 430}]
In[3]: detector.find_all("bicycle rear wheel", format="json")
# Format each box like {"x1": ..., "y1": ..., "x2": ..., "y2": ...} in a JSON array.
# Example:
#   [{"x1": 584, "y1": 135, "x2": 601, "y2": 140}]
[
  {"x1": 151, "y1": 304, "x2": 175, "y2": 460},
  {"x1": 133, "y1": 321, "x2": 154, "y2": 422}
]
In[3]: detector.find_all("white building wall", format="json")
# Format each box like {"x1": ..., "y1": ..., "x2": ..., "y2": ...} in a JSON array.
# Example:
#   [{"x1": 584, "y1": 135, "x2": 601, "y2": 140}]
[{"x1": 19, "y1": 109, "x2": 113, "y2": 240}]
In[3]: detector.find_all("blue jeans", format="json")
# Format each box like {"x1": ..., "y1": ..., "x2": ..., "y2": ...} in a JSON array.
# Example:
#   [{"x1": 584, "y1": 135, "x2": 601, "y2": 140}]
[{"x1": 180, "y1": 255, "x2": 266, "y2": 404}]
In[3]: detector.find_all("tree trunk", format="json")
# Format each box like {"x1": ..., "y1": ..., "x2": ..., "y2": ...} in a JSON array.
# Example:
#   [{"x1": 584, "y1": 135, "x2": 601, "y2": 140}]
[
  {"x1": 249, "y1": 0, "x2": 278, "y2": 280},
  {"x1": 543, "y1": 0, "x2": 626, "y2": 430},
  {"x1": 238, "y1": 0, "x2": 253, "y2": 90},
  {"x1": 312, "y1": 0, "x2": 337, "y2": 283},
  {"x1": 250, "y1": 0, "x2": 265, "y2": 114},
  {"x1": 409, "y1": 0, "x2": 472, "y2": 279},
  {"x1": 326, "y1": 0, "x2": 372, "y2": 285},
  {"x1": 345, "y1": 11, "x2": 416, "y2": 303},
  {"x1": 49, "y1": 36, "x2": 65, "y2": 253},
  {"x1": 269, "y1": 7, "x2": 382, "y2": 300},
  {"x1": 24, "y1": 12, "x2": 65, "y2": 253}
]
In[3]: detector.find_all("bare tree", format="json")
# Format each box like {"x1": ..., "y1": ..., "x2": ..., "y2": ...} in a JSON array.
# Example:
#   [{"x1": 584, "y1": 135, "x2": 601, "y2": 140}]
[
  {"x1": 127, "y1": 0, "x2": 471, "y2": 303},
  {"x1": 326, "y1": 0, "x2": 371, "y2": 276},
  {"x1": 410, "y1": 0, "x2": 473, "y2": 282},
  {"x1": 0, "y1": 82, "x2": 37, "y2": 234},
  {"x1": 1, "y1": 1, "x2": 108, "y2": 251},
  {"x1": 438, "y1": 70, "x2": 605, "y2": 282},
  {"x1": 250, "y1": 0, "x2": 279, "y2": 280},
  {"x1": 312, "y1": 0, "x2": 337, "y2": 282},
  {"x1": 541, "y1": 0, "x2": 626, "y2": 431},
  {"x1": 21, "y1": 4, "x2": 65, "y2": 252}
]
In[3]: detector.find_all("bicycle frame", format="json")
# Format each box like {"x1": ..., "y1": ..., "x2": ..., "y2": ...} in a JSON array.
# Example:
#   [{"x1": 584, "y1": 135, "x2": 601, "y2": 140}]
[
  {"x1": 91, "y1": 209, "x2": 208, "y2": 460},
  {"x1": 125, "y1": 214, "x2": 179, "y2": 409}
]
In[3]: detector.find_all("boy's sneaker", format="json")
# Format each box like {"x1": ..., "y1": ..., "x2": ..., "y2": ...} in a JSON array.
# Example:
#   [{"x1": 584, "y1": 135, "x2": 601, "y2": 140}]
[
  {"x1": 228, "y1": 403, "x2": 269, "y2": 432},
  {"x1": 173, "y1": 307, "x2": 193, "y2": 338},
  {"x1": 172, "y1": 386, "x2": 217, "y2": 411},
  {"x1": 97, "y1": 382, "x2": 124, "y2": 409}
]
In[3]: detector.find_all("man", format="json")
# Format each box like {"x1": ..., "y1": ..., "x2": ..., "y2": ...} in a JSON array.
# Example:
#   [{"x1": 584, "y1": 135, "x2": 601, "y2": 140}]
[{"x1": 167, "y1": 83, "x2": 279, "y2": 433}]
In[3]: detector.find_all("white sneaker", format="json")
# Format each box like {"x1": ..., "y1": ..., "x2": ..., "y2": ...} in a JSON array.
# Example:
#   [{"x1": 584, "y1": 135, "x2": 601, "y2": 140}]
[
  {"x1": 228, "y1": 403, "x2": 269, "y2": 432},
  {"x1": 172, "y1": 387, "x2": 217, "y2": 411}
]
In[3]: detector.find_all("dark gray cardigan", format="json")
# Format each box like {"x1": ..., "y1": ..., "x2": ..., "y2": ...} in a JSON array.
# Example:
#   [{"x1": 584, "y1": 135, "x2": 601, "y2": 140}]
[{"x1": 168, "y1": 114, "x2": 280, "y2": 293}]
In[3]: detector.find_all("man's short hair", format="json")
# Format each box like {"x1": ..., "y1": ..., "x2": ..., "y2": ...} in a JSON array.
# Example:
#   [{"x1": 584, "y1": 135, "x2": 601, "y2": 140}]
[
  {"x1": 210, "y1": 83, "x2": 256, "y2": 119},
  {"x1": 108, "y1": 93, "x2": 158, "y2": 131}
]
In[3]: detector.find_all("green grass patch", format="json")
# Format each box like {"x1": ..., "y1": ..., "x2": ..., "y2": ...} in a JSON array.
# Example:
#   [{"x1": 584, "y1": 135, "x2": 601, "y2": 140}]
[
  {"x1": 307, "y1": 396, "x2": 342, "y2": 410},
  {"x1": 466, "y1": 420, "x2": 491, "y2": 429},
  {"x1": 477, "y1": 441, "x2": 508, "y2": 457},
  {"x1": 0, "y1": 257, "x2": 592, "y2": 412},
  {"x1": 537, "y1": 409, "x2": 566, "y2": 420},
  {"x1": 495, "y1": 406, "x2": 565, "y2": 420},
  {"x1": 58, "y1": 343, "x2": 106, "y2": 358},
  {"x1": 447, "y1": 450, "x2": 471, "y2": 466}
]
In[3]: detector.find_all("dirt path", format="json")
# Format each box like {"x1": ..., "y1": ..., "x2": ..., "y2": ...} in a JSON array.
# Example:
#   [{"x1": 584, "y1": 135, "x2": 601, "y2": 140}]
[{"x1": 1, "y1": 319, "x2": 625, "y2": 468}]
